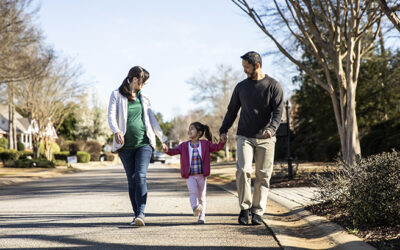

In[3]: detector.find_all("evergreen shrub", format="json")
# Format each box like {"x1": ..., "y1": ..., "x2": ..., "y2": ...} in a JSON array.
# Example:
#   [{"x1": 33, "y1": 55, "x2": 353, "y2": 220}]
[{"x1": 314, "y1": 150, "x2": 400, "y2": 226}]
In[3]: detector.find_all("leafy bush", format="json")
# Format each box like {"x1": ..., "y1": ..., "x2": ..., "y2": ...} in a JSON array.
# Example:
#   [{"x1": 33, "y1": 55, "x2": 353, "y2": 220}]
[
  {"x1": 56, "y1": 137, "x2": 73, "y2": 152},
  {"x1": 84, "y1": 140, "x2": 102, "y2": 161},
  {"x1": 53, "y1": 151, "x2": 70, "y2": 161},
  {"x1": 314, "y1": 150, "x2": 400, "y2": 226},
  {"x1": 12, "y1": 159, "x2": 55, "y2": 168},
  {"x1": 0, "y1": 137, "x2": 8, "y2": 149},
  {"x1": 17, "y1": 141, "x2": 25, "y2": 151},
  {"x1": 68, "y1": 141, "x2": 85, "y2": 152},
  {"x1": 77, "y1": 151, "x2": 90, "y2": 163},
  {"x1": 104, "y1": 152, "x2": 115, "y2": 161},
  {"x1": 39, "y1": 142, "x2": 61, "y2": 155}
]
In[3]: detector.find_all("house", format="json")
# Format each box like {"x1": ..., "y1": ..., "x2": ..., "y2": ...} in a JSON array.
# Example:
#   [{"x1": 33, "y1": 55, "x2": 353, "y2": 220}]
[{"x1": 0, "y1": 104, "x2": 33, "y2": 149}]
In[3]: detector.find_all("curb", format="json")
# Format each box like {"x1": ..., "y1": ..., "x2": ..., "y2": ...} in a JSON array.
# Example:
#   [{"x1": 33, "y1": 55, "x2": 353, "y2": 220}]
[{"x1": 268, "y1": 192, "x2": 376, "y2": 250}]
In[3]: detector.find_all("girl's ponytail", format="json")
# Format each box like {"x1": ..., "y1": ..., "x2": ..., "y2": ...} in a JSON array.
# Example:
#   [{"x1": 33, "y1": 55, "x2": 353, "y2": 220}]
[
  {"x1": 203, "y1": 124, "x2": 217, "y2": 144},
  {"x1": 190, "y1": 122, "x2": 217, "y2": 143}
]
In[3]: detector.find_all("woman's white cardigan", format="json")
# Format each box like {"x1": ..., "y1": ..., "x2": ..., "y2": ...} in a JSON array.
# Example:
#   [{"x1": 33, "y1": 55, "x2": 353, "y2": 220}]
[{"x1": 108, "y1": 89, "x2": 167, "y2": 152}]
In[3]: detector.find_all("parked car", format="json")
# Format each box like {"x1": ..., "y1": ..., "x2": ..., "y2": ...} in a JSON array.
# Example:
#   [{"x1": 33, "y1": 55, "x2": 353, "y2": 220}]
[{"x1": 150, "y1": 150, "x2": 166, "y2": 163}]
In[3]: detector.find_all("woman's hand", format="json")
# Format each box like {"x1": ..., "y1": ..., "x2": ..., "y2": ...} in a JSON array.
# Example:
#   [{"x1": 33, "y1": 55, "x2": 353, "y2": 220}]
[
  {"x1": 161, "y1": 143, "x2": 168, "y2": 152},
  {"x1": 115, "y1": 132, "x2": 124, "y2": 145}
]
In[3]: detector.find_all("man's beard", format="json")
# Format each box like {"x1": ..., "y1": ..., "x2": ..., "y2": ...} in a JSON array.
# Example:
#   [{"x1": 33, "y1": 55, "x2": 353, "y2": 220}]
[{"x1": 247, "y1": 70, "x2": 257, "y2": 80}]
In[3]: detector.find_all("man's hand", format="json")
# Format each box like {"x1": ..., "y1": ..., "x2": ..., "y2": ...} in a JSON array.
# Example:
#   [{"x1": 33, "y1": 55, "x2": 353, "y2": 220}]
[
  {"x1": 115, "y1": 132, "x2": 124, "y2": 144},
  {"x1": 220, "y1": 133, "x2": 227, "y2": 143},
  {"x1": 161, "y1": 143, "x2": 168, "y2": 152},
  {"x1": 262, "y1": 130, "x2": 272, "y2": 139}
]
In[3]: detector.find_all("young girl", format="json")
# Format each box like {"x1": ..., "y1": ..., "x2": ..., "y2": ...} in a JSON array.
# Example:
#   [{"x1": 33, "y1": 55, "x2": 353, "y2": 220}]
[{"x1": 165, "y1": 122, "x2": 225, "y2": 224}]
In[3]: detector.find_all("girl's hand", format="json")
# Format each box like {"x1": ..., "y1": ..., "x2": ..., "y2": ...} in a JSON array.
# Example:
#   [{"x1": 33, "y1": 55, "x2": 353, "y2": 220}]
[
  {"x1": 161, "y1": 143, "x2": 168, "y2": 152},
  {"x1": 220, "y1": 133, "x2": 227, "y2": 143},
  {"x1": 115, "y1": 132, "x2": 124, "y2": 145}
]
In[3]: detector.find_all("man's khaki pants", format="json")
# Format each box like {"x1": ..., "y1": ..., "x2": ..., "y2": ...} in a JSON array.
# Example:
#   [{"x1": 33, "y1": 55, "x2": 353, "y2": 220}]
[{"x1": 236, "y1": 135, "x2": 276, "y2": 216}]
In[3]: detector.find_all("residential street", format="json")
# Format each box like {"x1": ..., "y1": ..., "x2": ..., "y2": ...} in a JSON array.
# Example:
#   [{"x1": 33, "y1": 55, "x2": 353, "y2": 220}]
[{"x1": 0, "y1": 164, "x2": 280, "y2": 249}]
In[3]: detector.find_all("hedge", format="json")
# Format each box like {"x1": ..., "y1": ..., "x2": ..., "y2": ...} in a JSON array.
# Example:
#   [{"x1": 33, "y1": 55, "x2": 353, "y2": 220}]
[
  {"x1": 53, "y1": 151, "x2": 70, "y2": 161},
  {"x1": 77, "y1": 151, "x2": 90, "y2": 163},
  {"x1": 0, "y1": 149, "x2": 20, "y2": 161},
  {"x1": 12, "y1": 159, "x2": 55, "y2": 168},
  {"x1": 0, "y1": 150, "x2": 34, "y2": 162}
]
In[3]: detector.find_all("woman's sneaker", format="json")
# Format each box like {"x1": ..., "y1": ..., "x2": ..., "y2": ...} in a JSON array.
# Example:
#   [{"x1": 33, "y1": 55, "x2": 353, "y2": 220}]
[
  {"x1": 193, "y1": 204, "x2": 203, "y2": 217},
  {"x1": 198, "y1": 219, "x2": 205, "y2": 224},
  {"x1": 134, "y1": 214, "x2": 145, "y2": 226}
]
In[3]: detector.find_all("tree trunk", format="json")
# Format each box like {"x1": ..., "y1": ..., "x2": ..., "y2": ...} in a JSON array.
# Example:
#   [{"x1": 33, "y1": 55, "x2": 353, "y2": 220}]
[
  {"x1": 8, "y1": 87, "x2": 17, "y2": 150},
  {"x1": 33, "y1": 135, "x2": 41, "y2": 159},
  {"x1": 225, "y1": 142, "x2": 230, "y2": 161},
  {"x1": 44, "y1": 138, "x2": 53, "y2": 161},
  {"x1": 345, "y1": 92, "x2": 361, "y2": 165}
]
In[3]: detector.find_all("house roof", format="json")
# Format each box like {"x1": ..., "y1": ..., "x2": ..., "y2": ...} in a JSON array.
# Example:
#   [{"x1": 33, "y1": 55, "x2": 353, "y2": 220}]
[{"x1": 0, "y1": 104, "x2": 30, "y2": 133}]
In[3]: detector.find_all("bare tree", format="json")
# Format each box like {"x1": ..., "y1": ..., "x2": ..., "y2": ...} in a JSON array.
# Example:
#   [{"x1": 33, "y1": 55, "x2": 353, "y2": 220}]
[
  {"x1": 377, "y1": 0, "x2": 400, "y2": 32},
  {"x1": 187, "y1": 64, "x2": 242, "y2": 160},
  {"x1": 169, "y1": 115, "x2": 190, "y2": 142},
  {"x1": 233, "y1": 0, "x2": 383, "y2": 165},
  {"x1": 16, "y1": 57, "x2": 83, "y2": 159},
  {"x1": 0, "y1": 0, "x2": 52, "y2": 149}
]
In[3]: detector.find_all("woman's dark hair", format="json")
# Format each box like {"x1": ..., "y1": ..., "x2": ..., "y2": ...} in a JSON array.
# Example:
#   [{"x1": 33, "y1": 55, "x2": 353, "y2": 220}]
[
  {"x1": 241, "y1": 51, "x2": 262, "y2": 68},
  {"x1": 119, "y1": 66, "x2": 150, "y2": 101},
  {"x1": 190, "y1": 122, "x2": 216, "y2": 143}
]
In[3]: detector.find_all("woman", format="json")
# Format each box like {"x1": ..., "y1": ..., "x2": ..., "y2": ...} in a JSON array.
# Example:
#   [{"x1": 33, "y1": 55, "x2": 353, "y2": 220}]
[{"x1": 108, "y1": 66, "x2": 168, "y2": 226}]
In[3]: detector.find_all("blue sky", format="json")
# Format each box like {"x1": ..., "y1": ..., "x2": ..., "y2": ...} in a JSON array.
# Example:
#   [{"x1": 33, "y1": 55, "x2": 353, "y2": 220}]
[{"x1": 36, "y1": 0, "x2": 296, "y2": 121}]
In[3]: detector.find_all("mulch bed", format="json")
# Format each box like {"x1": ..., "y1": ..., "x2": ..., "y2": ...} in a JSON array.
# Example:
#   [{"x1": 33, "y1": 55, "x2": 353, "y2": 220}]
[
  {"x1": 270, "y1": 175, "x2": 315, "y2": 188},
  {"x1": 306, "y1": 203, "x2": 400, "y2": 250}
]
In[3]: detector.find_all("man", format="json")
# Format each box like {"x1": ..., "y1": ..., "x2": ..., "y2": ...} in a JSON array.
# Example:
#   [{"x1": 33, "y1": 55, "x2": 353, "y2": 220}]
[{"x1": 219, "y1": 51, "x2": 284, "y2": 225}]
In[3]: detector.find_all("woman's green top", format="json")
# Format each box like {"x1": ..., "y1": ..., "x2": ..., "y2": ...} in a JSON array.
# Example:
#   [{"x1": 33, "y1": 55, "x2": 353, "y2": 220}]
[{"x1": 122, "y1": 91, "x2": 150, "y2": 149}]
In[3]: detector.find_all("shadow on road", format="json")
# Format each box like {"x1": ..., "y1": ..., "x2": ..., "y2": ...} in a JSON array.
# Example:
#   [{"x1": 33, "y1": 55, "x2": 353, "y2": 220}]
[{"x1": 0, "y1": 234, "x2": 281, "y2": 249}]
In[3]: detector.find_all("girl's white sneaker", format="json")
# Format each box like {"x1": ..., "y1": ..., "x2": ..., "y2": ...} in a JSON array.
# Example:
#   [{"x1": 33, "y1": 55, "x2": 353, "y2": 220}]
[{"x1": 193, "y1": 204, "x2": 203, "y2": 217}]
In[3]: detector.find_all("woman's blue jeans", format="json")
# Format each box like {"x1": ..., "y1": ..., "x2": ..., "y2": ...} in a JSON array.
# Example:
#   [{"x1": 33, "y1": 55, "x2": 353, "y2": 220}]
[{"x1": 118, "y1": 145, "x2": 152, "y2": 217}]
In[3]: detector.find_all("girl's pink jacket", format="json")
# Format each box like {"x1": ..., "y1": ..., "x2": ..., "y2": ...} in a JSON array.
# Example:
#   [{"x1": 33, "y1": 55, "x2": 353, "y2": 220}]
[{"x1": 166, "y1": 139, "x2": 225, "y2": 179}]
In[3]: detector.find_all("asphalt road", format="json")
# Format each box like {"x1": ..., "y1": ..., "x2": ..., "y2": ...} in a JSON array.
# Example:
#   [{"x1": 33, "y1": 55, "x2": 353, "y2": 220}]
[{"x1": 0, "y1": 164, "x2": 280, "y2": 249}]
